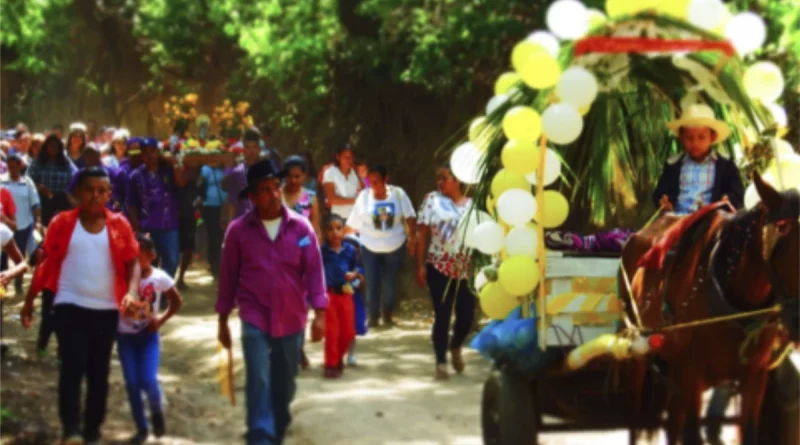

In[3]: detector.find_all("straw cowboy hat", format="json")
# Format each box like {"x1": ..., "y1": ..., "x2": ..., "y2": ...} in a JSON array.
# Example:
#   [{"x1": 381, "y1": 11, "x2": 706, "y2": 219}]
[{"x1": 666, "y1": 104, "x2": 731, "y2": 145}]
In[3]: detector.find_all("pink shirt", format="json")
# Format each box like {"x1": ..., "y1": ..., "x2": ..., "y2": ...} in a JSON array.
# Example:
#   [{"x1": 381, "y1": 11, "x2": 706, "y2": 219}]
[{"x1": 215, "y1": 206, "x2": 327, "y2": 337}]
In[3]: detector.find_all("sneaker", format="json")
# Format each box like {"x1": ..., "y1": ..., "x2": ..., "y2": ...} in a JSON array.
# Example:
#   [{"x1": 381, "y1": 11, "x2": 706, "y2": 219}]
[
  {"x1": 151, "y1": 411, "x2": 165, "y2": 438},
  {"x1": 127, "y1": 431, "x2": 148, "y2": 445},
  {"x1": 62, "y1": 435, "x2": 84, "y2": 445},
  {"x1": 323, "y1": 367, "x2": 342, "y2": 379},
  {"x1": 346, "y1": 354, "x2": 358, "y2": 367}
]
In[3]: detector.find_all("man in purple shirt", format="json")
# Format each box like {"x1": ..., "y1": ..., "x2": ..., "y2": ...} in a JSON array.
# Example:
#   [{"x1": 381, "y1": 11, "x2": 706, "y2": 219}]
[
  {"x1": 126, "y1": 138, "x2": 185, "y2": 278},
  {"x1": 217, "y1": 159, "x2": 326, "y2": 445},
  {"x1": 223, "y1": 129, "x2": 263, "y2": 221}
]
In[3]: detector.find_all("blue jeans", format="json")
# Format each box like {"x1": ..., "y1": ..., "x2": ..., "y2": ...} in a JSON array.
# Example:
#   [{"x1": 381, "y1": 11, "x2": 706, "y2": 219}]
[
  {"x1": 241, "y1": 322, "x2": 302, "y2": 445},
  {"x1": 147, "y1": 229, "x2": 179, "y2": 278},
  {"x1": 361, "y1": 243, "x2": 406, "y2": 319},
  {"x1": 117, "y1": 331, "x2": 162, "y2": 434}
]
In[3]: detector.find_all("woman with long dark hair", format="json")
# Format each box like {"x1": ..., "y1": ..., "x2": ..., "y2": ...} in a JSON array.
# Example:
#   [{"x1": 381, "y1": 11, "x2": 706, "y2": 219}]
[
  {"x1": 322, "y1": 144, "x2": 363, "y2": 219},
  {"x1": 415, "y1": 163, "x2": 474, "y2": 380},
  {"x1": 27, "y1": 135, "x2": 77, "y2": 226}
]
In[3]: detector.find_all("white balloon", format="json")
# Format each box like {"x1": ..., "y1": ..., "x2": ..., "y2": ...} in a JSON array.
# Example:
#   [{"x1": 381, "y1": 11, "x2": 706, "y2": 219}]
[
  {"x1": 687, "y1": 0, "x2": 726, "y2": 31},
  {"x1": 456, "y1": 210, "x2": 493, "y2": 248},
  {"x1": 526, "y1": 148, "x2": 562, "y2": 186},
  {"x1": 743, "y1": 62, "x2": 785, "y2": 103},
  {"x1": 450, "y1": 142, "x2": 483, "y2": 185},
  {"x1": 486, "y1": 94, "x2": 510, "y2": 115},
  {"x1": 725, "y1": 12, "x2": 766, "y2": 55},
  {"x1": 542, "y1": 103, "x2": 584, "y2": 145},
  {"x1": 546, "y1": 0, "x2": 589, "y2": 40},
  {"x1": 497, "y1": 189, "x2": 537, "y2": 226},
  {"x1": 766, "y1": 103, "x2": 788, "y2": 129},
  {"x1": 473, "y1": 221, "x2": 506, "y2": 255},
  {"x1": 505, "y1": 225, "x2": 539, "y2": 258},
  {"x1": 556, "y1": 67, "x2": 599, "y2": 108},
  {"x1": 525, "y1": 31, "x2": 560, "y2": 58}
]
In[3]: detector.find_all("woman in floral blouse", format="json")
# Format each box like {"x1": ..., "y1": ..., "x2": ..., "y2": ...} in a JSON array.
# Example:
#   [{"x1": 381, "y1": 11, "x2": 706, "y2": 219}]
[{"x1": 415, "y1": 163, "x2": 474, "y2": 380}]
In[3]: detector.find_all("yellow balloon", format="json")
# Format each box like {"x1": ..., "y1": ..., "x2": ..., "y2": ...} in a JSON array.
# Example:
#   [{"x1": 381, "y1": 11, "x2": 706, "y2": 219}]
[
  {"x1": 498, "y1": 255, "x2": 539, "y2": 296},
  {"x1": 501, "y1": 106, "x2": 542, "y2": 142},
  {"x1": 656, "y1": 0, "x2": 690, "y2": 19},
  {"x1": 491, "y1": 169, "x2": 530, "y2": 198},
  {"x1": 519, "y1": 52, "x2": 560, "y2": 90},
  {"x1": 469, "y1": 117, "x2": 487, "y2": 143},
  {"x1": 578, "y1": 104, "x2": 591, "y2": 116},
  {"x1": 605, "y1": 0, "x2": 637, "y2": 17},
  {"x1": 479, "y1": 282, "x2": 518, "y2": 320},
  {"x1": 541, "y1": 191, "x2": 570, "y2": 228},
  {"x1": 495, "y1": 72, "x2": 520, "y2": 95},
  {"x1": 501, "y1": 139, "x2": 540, "y2": 176},
  {"x1": 511, "y1": 41, "x2": 547, "y2": 72},
  {"x1": 485, "y1": 195, "x2": 497, "y2": 216}
]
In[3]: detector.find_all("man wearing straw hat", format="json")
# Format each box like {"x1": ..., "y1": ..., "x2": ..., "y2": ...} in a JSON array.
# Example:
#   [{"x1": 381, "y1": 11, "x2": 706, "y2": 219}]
[{"x1": 653, "y1": 103, "x2": 744, "y2": 215}]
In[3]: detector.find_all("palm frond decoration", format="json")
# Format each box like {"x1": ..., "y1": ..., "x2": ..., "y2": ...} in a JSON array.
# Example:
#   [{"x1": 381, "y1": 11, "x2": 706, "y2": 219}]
[{"x1": 462, "y1": 12, "x2": 778, "y2": 237}]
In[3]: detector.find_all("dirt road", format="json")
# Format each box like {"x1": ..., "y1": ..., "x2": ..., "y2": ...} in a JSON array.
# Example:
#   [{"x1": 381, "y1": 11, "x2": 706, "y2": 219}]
[{"x1": 1, "y1": 266, "x2": 738, "y2": 445}]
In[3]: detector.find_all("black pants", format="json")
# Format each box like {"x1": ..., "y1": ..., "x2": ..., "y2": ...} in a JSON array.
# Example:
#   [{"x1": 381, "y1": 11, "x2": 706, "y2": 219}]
[
  {"x1": 54, "y1": 304, "x2": 118, "y2": 440},
  {"x1": 202, "y1": 206, "x2": 223, "y2": 278},
  {"x1": 37, "y1": 289, "x2": 56, "y2": 351},
  {"x1": 426, "y1": 264, "x2": 475, "y2": 365}
]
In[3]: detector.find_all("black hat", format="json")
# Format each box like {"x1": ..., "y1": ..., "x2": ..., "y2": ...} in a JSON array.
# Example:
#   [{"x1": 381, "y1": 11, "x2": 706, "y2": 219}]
[{"x1": 239, "y1": 159, "x2": 286, "y2": 199}]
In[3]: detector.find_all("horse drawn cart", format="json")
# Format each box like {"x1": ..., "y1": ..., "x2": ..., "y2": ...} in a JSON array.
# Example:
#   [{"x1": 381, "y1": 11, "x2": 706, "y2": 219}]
[{"x1": 447, "y1": 3, "x2": 799, "y2": 445}]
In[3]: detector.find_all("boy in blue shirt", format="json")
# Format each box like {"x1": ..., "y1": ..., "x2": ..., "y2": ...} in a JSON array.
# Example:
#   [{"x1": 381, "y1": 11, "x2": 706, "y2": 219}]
[{"x1": 321, "y1": 215, "x2": 362, "y2": 378}]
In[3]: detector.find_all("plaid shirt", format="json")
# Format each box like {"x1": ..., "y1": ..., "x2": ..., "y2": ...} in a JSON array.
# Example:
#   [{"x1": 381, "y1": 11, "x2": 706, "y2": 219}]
[
  {"x1": 677, "y1": 153, "x2": 716, "y2": 214},
  {"x1": 27, "y1": 159, "x2": 77, "y2": 194}
]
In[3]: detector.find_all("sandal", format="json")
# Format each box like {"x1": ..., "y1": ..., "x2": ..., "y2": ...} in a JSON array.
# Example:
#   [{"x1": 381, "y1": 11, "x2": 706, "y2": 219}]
[
  {"x1": 434, "y1": 364, "x2": 449, "y2": 380},
  {"x1": 450, "y1": 347, "x2": 465, "y2": 374}
]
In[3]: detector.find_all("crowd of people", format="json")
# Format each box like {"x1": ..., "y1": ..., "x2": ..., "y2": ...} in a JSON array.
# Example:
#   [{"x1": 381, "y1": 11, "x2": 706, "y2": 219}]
[{"x1": 0, "y1": 119, "x2": 478, "y2": 445}]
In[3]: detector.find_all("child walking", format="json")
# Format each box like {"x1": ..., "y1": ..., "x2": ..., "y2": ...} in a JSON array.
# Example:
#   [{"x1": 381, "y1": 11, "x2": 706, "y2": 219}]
[
  {"x1": 342, "y1": 233, "x2": 367, "y2": 366},
  {"x1": 321, "y1": 215, "x2": 361, "y2": 378},
  {"x1": 118, "y1": 234, "x2": 183, "y2": 444}
]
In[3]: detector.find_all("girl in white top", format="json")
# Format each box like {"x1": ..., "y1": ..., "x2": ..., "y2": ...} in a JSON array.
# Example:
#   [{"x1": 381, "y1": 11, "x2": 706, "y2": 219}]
[
  {"x1": 322, "y1": 145, "x2": 363, "y2": 219},
  {"x1": 346, "y1": 165, "x2": 416, "y2": 327}
]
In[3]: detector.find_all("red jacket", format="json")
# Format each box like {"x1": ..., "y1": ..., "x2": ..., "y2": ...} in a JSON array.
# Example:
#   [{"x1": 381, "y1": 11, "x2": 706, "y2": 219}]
[{"x1": 31, "y1": 208, "x2": 139, "y2": 306}]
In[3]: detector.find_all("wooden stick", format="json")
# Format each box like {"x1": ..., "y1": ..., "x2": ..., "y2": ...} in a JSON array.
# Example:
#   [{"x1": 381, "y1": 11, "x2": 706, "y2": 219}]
[
  {"x1": 227, "y1": 346, "x2": 236, "y2": 406},
  {"x1": 536, "y1": 134, "x2": 548, "y2": 349}
]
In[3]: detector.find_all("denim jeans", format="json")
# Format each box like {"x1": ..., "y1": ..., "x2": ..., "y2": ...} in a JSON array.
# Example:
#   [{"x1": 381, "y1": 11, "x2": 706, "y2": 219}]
[
  {"x1": 146, "y1": 229, "x2": 179, "y2": 278},
  {"x1": 241, "y1": 322, "x2": 303, "y2": 445},
  {"x1": 117, "y1": 331, "x2": 162, "y2": 434},
  {"x1": 360, "y1": 243, "x2": 406, "y2": 319}
]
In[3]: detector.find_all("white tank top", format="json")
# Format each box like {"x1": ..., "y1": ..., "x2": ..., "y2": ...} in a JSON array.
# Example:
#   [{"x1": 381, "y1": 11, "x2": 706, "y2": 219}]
[{"x1": 55, "y1": 222, "x2": 117, "y2": 310}]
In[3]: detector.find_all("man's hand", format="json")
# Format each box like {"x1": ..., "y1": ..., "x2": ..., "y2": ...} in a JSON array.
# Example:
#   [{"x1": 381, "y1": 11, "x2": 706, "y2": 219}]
[
  {"x1": 218, "y1": 319, "x2": 232, "y2": 349},
  {"x1": 310, "y1": 311, "x2": 325, "y2": 343},
  {"x1": 20, "y1": 301, "x2": 34, "y2": 329},
  {"x1": 659, "y1": 194, "x2": 674, "y2": 212}
]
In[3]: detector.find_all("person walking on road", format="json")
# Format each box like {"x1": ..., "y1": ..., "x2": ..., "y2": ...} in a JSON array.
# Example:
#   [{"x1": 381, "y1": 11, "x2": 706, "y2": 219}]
[{"x1": 216, "y1": 159, "x2": 327, "y2": 445}]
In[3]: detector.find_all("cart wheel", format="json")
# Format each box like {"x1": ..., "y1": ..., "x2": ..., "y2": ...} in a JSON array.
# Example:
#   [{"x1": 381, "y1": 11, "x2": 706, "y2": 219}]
[{"x1": 481, "y1": 368, "x2": 538, "y2": 445}]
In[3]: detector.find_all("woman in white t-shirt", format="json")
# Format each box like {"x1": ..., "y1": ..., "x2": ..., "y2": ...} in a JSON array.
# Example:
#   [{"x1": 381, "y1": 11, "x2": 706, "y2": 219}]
[
  {"x1": 415, "y1": 163, "x2": 474, "y2": 380},
  {"x1": 346, "y1": 165, "x2": 416, "y2": 327},
  {"x1": 322, "y1": 145, "x2": 363, "y2": 219}
]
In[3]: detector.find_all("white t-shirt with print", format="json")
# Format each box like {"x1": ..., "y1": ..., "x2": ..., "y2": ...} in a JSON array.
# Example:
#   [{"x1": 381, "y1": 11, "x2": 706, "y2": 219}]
[
  {"x1": 322, "y1": 166, "x2": 361, "y2": 219},
  {"x1": 418, "y1": 192, "x2": 472, "y2": 279},
  {"x1": 347, "y1": 186, "x2": 416, "y2": 253},
  {"x1": 119, "y1": 268, "x2": 175, "y2": 334},
  {"x1": 0, "y1": 223, "x2": 12, "y2": 248}
]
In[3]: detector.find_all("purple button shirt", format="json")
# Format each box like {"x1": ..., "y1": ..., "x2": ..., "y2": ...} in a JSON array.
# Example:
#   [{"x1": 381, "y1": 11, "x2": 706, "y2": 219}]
[
  {"x1": 127, "y1": 165, "x2": 179, "y2": 230},
  {"x1": 215, "y1": 206, "x2": 327, "y2": 337},
  {"x1": 225, "y1": 163, "x2": 253, "y2": 217}
]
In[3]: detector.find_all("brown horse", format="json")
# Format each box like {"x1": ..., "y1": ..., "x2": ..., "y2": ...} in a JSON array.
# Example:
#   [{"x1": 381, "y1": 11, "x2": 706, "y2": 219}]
[{"x1": 620, "y1": 173, "x2": 800, "y2": 445}]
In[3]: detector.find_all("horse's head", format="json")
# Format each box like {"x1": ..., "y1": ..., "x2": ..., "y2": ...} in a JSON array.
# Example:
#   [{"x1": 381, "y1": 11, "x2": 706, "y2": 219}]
[{"x1": 752, "y1": 172, "x2": 800, "y2": 339}]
